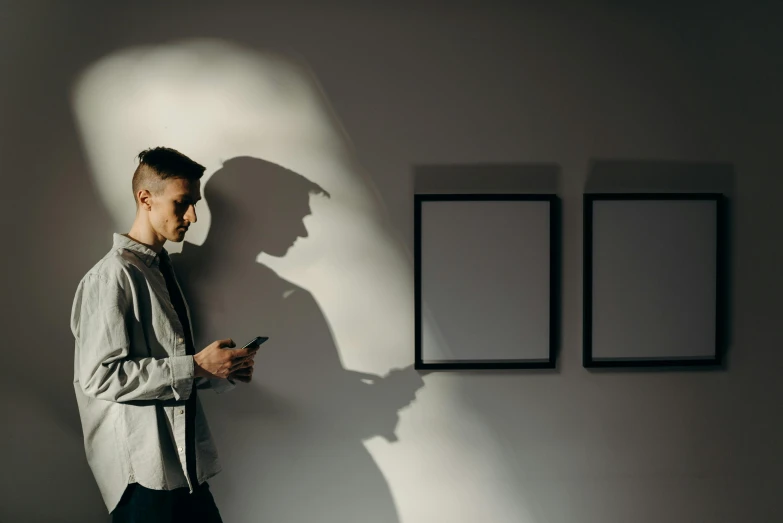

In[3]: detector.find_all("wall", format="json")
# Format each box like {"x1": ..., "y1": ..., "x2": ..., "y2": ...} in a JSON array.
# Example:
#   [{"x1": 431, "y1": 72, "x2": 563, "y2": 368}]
[{"x1": 1, "y1": 1, "x2": 781, "y2": 522}]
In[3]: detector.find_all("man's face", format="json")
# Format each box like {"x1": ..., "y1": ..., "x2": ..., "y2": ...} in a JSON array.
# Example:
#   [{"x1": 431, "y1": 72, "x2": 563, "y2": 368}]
[{"x1": 150, "y1": 177, "x2": 201, "y2": 243}]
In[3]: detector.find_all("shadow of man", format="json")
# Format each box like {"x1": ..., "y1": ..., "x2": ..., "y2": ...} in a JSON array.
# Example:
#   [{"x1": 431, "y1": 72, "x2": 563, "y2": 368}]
[{"x1": 171, "y1": 156, "x2": 423, "y2": 523}]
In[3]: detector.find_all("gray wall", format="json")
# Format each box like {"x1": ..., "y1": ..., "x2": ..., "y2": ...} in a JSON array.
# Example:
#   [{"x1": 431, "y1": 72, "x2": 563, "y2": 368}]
[{"x1": 2, "y1": 1, "x2": 782, "y2": 522}]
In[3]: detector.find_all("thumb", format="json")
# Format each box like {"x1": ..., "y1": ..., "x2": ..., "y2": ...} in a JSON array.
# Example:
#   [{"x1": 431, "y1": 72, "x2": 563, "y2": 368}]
[{"x1": 221, "y1": 338, "x2": 235, "y2": 348}]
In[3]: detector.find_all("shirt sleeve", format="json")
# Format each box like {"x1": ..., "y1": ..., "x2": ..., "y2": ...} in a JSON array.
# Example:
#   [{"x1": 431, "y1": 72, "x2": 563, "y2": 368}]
[
  {"x1": 195, "y1": 376, "x2": 237, "y2": 394},
  {"x1": 73, "y1": 271, "x2": 194, "y2": 403}
]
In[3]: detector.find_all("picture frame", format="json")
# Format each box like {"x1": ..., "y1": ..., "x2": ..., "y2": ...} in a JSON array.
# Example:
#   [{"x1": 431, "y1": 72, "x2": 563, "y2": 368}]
[
  {"x1": 583, "y1": 193, "x2": 727, "y2": 368},
  {"x1": 414, "y1": 194, "x2": 560, "y2": 370}
]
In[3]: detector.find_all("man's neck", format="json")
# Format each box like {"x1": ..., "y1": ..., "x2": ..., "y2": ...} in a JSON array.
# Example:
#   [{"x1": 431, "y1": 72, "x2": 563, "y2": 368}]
[{"x1": 124, "y1": 228, "x2": 164, "y2": 253}]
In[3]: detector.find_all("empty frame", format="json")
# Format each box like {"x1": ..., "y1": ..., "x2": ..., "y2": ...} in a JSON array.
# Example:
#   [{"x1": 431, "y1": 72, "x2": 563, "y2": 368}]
[
  {"x1": 584, "y1": 193, "x2": 727, "y2": 367},
  {"x1": 415, "y1": 194, "x2": 559, "y2": 370}
]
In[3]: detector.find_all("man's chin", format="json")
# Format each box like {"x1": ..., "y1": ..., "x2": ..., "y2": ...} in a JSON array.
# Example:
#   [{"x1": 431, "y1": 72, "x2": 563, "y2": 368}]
[{"x1": 169, "y1": 230, "x2": 187, "y2": 242}]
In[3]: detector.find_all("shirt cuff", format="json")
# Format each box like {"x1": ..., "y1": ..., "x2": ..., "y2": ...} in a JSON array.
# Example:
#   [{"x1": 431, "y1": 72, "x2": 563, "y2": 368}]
[
  {"x1": 170, "y1": 355, "x2": 195, "y2": 400},
  {"x1": 212, "y1": 377, "x2": 237, "y2": 394}
]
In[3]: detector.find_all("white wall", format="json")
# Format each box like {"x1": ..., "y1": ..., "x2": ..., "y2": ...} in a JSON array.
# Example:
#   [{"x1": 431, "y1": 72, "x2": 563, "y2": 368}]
[{"x1": 2, "y1": 1, "x2": 782, "y2": 522}]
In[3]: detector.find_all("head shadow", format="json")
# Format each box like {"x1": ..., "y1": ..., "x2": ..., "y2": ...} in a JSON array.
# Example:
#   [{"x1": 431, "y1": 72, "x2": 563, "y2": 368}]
[
  {"x1": 198, "y1": 156, "x2": 329, "y2": 260},
  {"x1": 171, "y1": 156, "x2": 423, "y2": 523}
]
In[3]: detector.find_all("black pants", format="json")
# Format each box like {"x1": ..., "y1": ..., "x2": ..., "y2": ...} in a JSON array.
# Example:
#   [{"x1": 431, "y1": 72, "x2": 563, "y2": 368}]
[{"x1": 111, "y1": 481, "x2": 223, "y2": 523}]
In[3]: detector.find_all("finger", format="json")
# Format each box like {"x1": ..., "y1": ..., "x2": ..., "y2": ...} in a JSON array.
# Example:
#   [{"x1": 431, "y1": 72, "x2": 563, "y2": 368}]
[
  {"x1": 229, "y1": 371, "x2": 249, "y2": 382},
  {"x1": 231, "y1": 354, "x2": 255, "y2": 367},
  {"x1": 231, "y1": 359, "x2": 255, "y2": 372},
  {"x1": 244, "y1": 345, "x2": 260, "y2": 356},
  {"x1": 219, "y1": 338, "x2": 235, "y2": 348},
  {"x1": 233, "y1": 348, "x2": 259, "y2": 361},
  {"x1": 230, "y1": 368, "x2": 252, "y2": 379}
]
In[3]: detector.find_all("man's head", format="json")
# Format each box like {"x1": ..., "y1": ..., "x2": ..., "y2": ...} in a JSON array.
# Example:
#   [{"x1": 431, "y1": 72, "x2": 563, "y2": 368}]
[{"x1": 132, "y1": 147, "x2": 205, "y2": 244}]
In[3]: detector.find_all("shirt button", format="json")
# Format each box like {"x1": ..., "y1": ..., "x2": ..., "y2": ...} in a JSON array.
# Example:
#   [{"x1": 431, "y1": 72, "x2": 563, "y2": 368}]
[
  {"x1": 178, "y1": 446, "x2": 184, "y2": 452},
  {"x1": 177, "y1": 337, "x2": 184, "y2": 344},
  {"x1": 179, "y1": 409, "x2": 184, "y2": 414}
]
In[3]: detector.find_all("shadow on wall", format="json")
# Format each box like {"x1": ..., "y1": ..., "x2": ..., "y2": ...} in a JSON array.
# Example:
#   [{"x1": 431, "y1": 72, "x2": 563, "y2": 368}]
[
  {"x1": 171, "y1": 156, "x2": 424, "y2": 523},
  {"x1": 0, "y1": 37, "x2": 118, "y2": 523}
]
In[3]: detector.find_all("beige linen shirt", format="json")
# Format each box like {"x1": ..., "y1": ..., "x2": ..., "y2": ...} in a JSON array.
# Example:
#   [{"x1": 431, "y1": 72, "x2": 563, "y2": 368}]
[{"x1": 70, "y1": 233, "x2": 235, "y2": 514}]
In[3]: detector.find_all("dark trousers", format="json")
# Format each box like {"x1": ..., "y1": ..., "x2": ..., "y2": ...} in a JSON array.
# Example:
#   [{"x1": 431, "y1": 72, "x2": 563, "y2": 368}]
[{"x1": 111, "y1": 481, "x2": 223, "y2": 523}]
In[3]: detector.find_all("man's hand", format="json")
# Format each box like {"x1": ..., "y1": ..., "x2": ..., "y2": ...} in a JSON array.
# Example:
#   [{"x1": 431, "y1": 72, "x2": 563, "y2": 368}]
[
  {"x1": 193, "y1": 338, "x2": 258, "y2": 379},
  {"x1": 228, "y1": 362, "x2": 254, "y2": 383}
]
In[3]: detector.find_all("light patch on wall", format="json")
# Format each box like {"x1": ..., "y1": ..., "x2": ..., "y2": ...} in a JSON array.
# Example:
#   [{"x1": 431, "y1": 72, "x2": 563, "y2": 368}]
[
  {"x1": 70, "y1": 38, "x2": 408, "y2": 372},
  {"x1": 71, "y1": 39, "x2": 533, "y2": 522}
]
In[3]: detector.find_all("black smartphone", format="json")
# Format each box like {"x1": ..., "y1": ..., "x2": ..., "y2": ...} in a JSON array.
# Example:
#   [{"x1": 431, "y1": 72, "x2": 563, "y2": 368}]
[{"x1": 238, "y1": 336, "x2": 268, "y2": 349}]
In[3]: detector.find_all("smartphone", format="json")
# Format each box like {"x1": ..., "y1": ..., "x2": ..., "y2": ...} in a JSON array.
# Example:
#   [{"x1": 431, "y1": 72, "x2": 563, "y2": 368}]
[{"x1": 238, "y1": 336, "x2": 268, "y2": 349}]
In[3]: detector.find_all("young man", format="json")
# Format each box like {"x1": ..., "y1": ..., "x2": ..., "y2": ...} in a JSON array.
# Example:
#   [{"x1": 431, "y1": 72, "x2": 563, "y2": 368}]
[{"x1": 70, "y1": 147, "x2": 260, "y2": 522}]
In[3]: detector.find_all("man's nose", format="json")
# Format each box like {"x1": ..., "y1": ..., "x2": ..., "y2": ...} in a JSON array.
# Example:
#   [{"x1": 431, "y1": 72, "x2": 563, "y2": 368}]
[{"x1": 186, "y1": 205, "x2": 198, "y2": 223}]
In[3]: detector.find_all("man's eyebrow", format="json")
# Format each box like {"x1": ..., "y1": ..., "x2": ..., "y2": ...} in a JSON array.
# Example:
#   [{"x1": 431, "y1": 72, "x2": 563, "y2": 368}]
[{"x1": 178, "y1": 195, "x2": 202, "y2": 202}]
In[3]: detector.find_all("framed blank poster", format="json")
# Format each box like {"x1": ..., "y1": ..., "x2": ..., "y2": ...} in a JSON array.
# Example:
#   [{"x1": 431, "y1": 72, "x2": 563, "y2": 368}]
[
  {"x1": 415, "y1": 194, "x2": 559, "y2": 370},
  {"x1": 583, "y1": 193, "x2": 727, "y2": 368}
]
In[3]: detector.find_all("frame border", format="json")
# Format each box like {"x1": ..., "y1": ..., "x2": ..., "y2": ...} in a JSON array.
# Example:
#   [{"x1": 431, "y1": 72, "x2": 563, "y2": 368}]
[
  {"x1": 414, "y1": 193, "x2": 561, "y2": 370},
  {"x1": 583, "y1": 192, "x2": 727, "y2": 368}
]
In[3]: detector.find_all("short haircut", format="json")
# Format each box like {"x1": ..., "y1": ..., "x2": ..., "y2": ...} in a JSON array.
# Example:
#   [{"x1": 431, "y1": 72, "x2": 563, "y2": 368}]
[{"x1": 132, "y1": 147, "x2": 206, "y2": 206}]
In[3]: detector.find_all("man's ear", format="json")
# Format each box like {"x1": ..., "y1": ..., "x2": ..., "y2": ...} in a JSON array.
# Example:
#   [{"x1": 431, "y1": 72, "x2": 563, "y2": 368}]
[{"x1": 137, "y1": 189, "x2": 153, "y2": 211}]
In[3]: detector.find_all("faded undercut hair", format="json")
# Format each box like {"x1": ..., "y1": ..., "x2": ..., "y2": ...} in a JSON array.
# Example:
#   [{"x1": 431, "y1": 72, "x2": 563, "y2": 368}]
[{"x1": 132, "y1": 147, "x2": 206, "y2": 207}]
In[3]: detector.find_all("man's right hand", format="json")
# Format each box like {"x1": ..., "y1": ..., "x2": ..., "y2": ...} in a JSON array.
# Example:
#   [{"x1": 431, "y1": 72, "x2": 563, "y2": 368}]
[{"x1": 193, "y1": 338, "x2": 258, "y2": 379}]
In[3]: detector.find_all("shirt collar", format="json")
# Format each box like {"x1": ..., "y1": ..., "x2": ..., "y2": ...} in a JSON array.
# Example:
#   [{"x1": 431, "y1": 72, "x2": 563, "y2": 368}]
[{"x1": 113, "y1": 233, "x2": 168, "y2": 268}]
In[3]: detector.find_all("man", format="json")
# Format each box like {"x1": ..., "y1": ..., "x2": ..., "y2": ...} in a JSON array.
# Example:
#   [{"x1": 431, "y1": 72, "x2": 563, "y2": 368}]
[{"x1": 70, "y1": 147, "x2": 259, "y2": 522}]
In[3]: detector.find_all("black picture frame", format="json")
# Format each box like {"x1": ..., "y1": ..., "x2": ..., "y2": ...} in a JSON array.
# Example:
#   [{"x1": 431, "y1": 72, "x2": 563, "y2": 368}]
[
  {"x1": 583, "y1": 193, "x2": 727, "y2": 368},
  {"x1": 414, "y1": 194, "x2": 560, "y2": 370}
]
